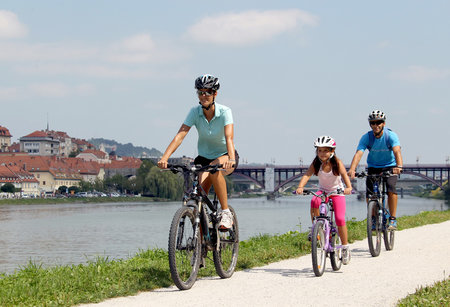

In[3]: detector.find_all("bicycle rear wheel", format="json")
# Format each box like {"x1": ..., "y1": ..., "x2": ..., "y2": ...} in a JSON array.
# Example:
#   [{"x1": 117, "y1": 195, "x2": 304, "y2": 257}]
[
  {"x1": 311, "y1": 220, "x2": 326, "y2": 277},
  {"x1": 367, "y1": 201, "x2": 382, "y2": 257},
  {"x1": 168, "y1": 206, "x2": 201, "y2": 290},
  {"x1": 330, "y1": 231, "x2": 342, "y2": 271},
  {"x1": 213, "y1": 206, "x2": 239, "y2": 278}
]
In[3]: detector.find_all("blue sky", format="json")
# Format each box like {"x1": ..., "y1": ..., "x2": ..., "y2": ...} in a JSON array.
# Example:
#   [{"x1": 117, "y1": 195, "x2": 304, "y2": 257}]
[{"x1": 1, "y1": 1, "x2": 449, "y2": 165}]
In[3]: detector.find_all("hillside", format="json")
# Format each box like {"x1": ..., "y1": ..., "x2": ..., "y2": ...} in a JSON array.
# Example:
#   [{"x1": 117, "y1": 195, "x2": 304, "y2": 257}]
[{"x1": 88, "y1": 138, "x2": 162, "y2": 158}]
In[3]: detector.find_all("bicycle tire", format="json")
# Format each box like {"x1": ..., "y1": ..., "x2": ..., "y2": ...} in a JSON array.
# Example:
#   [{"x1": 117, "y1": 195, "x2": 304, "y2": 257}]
[
  {"x1": 213, "y1": 205, "x2": 239, "y2": 278},
  {"x1": 383, "y1": 215, "x2": 395, "y2": 251},
  {"x1": 367, "y1": 200, "x2": 382, "y2": 257},
  {"x1": 330, "y1": 231, "x2": 342, "y2": 271},
  {"x1": 168, "y1": 206, "x2": 201, "y2": 290},
  {"x1": 311, "y1": 219, "x2": 326, "y2": 277}
]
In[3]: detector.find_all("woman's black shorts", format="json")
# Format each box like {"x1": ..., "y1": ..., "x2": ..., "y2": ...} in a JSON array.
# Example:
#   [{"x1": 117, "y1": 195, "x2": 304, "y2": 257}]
[{"x1": 193, "y1": 150, "x2": 239, "y2": 174}]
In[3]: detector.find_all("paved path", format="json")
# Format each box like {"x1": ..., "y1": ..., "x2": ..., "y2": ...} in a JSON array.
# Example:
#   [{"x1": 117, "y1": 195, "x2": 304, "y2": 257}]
[{"x1": 81, "y1": 221, "x2": 450, "y2": 307}]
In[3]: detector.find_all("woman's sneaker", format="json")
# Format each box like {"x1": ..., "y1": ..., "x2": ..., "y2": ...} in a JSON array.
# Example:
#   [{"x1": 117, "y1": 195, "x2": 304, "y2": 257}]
[
  {"x1": 342, "y1": 247, "x2": 351, "y2": 265},
  {"x1": 219, "y1": 210, "x2": 233, "y2": 230}
]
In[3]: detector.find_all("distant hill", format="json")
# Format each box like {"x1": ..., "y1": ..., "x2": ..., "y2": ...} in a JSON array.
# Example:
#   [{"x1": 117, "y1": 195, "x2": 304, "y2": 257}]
[{"x1": 88, "y1": 138, "x2": 162, "y2": 158}]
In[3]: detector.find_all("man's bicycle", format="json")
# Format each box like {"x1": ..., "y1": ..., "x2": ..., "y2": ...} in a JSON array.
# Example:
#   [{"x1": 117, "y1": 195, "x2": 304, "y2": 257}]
[
  {"x1": 356, "y1": 171, "x2": 395, "y2": 257},
  {"x1": 166, "y1": 163, "x2": 239, "y2": 290},
  {"x1": 295, "y1": 189, "x2": 343, "y2": 277}
]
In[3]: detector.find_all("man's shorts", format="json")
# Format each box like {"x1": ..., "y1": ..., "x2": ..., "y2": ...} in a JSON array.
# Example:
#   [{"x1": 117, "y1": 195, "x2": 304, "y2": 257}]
[
  {"x1": 193, "y1": 150, "x2": 239, "y2": 175},
  {"x1": 366, "y1": 166, "x2": 398, "y2": 197}
]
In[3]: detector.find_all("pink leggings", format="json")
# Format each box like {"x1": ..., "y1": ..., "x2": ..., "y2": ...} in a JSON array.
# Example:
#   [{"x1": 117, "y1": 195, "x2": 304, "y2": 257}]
[{"x1": 311, "y1": 191, "x2": 347, "y2": 227}]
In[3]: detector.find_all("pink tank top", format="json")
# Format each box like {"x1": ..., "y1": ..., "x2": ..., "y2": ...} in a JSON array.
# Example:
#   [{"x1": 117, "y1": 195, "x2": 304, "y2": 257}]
[{"x1": 318, "y1": 166, "x2": 344, "y2": 194}]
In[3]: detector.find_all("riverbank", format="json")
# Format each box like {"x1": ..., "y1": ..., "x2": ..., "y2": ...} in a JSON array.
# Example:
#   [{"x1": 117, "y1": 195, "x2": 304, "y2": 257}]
[
  {"x1": 0, "y1": 196, "x2": 165, "y2": 205},
  {"x1": 0, "y1": 210, "x2": 448, "y2": 306}
]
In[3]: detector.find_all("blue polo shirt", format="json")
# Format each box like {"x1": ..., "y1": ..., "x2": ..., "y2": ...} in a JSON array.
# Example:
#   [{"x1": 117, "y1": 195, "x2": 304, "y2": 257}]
[
  {"x1": 356, "y1": 129, "x2": 401, "y2": 168},
  {"x1": 184, "y1": 103, "x2": 234, "y2": 159}
]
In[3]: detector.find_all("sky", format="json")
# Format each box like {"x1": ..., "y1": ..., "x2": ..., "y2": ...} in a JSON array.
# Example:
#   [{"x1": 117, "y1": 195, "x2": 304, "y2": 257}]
[{"x1": 1, "y1": 1, "x2": 449, "y2": 166}]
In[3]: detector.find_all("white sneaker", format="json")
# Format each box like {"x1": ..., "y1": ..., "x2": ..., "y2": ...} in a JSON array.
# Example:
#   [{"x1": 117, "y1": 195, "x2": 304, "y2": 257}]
[
  {"x1": 219, "y1": 210, "x2": 233, "y2": 229},
  {"x1": 342, "y1": 247, "x2": 351, "y2": 265}
]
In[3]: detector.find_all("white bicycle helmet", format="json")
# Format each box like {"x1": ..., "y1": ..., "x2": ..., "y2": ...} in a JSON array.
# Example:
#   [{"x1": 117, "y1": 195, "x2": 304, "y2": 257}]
[
  {"x1": 368, "y1": 110, "x2": 386, "y2": 121},
  {"x1": 195, "y1": 74, "x2": 220, "y2": 91},
  {"x1": 314, "y1": 136, "x2": 336, "y2": 148}
]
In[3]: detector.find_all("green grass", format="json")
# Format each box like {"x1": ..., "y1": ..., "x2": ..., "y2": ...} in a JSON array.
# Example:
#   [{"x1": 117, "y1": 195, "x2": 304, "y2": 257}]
[
  {"x1": 397, "y1": 277, "x2": 449, "y2": 307},
  {"x1": 0, "y1": 210, "x2": 448, "y2": 306}
]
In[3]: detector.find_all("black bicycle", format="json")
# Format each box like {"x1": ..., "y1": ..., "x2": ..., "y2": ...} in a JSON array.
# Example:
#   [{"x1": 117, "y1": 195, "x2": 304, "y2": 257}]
[
  {"x1": 356, "y1": 171, "x2": 395, "y2": 257},
  {"x1": 167, "y1": 163, "x2": 239, "y2": 290}
]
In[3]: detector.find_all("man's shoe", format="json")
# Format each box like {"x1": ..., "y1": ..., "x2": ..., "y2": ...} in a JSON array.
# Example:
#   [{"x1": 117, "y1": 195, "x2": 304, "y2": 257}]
[{"x1": 388, "y1": 218, "x2": 397, "y2": 230}]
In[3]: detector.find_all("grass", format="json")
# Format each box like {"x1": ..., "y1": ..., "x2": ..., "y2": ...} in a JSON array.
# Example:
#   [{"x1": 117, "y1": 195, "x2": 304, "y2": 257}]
[
  {"x1": 0, "y1": 210, "x2": 448, "y2": 306},
  {"x1": 397, "y1": 277, "x2": 449, "y2": 306}
]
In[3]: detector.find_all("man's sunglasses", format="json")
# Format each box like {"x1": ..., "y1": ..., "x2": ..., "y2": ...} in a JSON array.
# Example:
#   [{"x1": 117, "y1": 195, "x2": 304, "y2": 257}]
[
  {"x1": 197, "y1": 90, "x2": 214, "y2": 96},
  {"x1": 370, "y1": 120, "x2": 385, "y2": 126}
]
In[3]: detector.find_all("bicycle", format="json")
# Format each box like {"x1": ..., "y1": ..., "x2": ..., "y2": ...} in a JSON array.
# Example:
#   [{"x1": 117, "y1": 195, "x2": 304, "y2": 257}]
[
  {"x1": 166, "y1": 163, "x2": 239, "y2": 290},
  {"x1": 356, "y1": 171, "x2": 395, "y2": 257},
  {"x1": 295, "y1": 189, "x2": 343, "y2": 277}
]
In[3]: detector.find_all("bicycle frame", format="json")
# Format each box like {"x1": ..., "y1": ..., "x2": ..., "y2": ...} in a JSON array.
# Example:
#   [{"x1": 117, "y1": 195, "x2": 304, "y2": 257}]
[
  {"x1": 310, "y1": 191, "x2": 341, "y2": 253},
  {"x1": 367, "y1": 172, "x2": 392, "y2": 230}
]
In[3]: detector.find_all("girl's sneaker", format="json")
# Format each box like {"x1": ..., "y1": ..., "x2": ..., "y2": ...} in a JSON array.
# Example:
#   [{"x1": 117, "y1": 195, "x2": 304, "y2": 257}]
[{"x1": 342, "y1": 247, "x2": 351, "y2": 265}]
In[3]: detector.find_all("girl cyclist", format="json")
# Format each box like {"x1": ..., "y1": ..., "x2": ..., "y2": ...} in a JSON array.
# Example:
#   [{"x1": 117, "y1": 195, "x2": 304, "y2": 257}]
[
  {"x1": 296, "y1": 136, "x2": 352, "y2": 264},
  {"x1": 158, "y1": 74, "x2": 238, "y2": 230}
]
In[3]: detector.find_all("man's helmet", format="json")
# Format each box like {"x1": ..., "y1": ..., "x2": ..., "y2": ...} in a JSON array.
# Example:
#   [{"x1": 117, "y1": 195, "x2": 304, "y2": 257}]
[
  {"x1": 195, "y1": 74, "x2": 220, "y2": 91},
  {"x1": 368, "y1": 110, "x2": 386, "y2": 121},
  {"x1": 314, "y1": 136, "x2": 336, "y2": 148}
]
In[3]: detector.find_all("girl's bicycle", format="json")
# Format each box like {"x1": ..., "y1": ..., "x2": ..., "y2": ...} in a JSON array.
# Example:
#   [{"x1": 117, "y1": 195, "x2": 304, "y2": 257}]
[
  {"x1": 295, "y1": 189, "x2": 343, "y2": 277},
  {"x1": 356, "y1": 171, "x2": 395, "y2": 257},
  {"x1": 166, "y1": 163, "x2": 239, "y2": 290}
]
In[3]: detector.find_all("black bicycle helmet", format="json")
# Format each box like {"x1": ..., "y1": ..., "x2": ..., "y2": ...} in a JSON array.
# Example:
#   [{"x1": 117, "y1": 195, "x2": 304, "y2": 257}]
[{"x1": 195, "y1": 74, "x2": 220, "y2": 91}]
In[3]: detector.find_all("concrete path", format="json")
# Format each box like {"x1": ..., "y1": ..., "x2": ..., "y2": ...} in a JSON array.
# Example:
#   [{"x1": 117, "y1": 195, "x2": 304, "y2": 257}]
[{"x1": 80, "y1": 220, "x2": 450, "y2": 307}]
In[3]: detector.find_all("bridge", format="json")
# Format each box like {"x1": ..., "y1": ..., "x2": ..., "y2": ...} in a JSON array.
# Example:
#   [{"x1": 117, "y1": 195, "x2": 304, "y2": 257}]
[{"x1": 232, "y1": 164, "x2": 450, "y2": 194}]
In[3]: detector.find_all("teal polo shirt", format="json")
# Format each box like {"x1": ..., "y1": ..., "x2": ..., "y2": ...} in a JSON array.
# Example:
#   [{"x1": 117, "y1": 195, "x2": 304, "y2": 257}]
[{"x1": 184, "y1": 103, "x2": 234, "y2": 159}]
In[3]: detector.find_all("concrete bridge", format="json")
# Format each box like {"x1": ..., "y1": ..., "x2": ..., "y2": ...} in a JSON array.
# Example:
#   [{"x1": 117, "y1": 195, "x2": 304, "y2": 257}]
[{"x1": 232, "y1": 164, "x2": 449, "y2": 195}]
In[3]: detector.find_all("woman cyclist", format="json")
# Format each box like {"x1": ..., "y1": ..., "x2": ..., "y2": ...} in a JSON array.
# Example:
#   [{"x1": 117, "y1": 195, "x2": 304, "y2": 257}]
[
  {"x1": 158, "y1": 74, "x2": 238, "y2": 229},
  {"x1": 296, "y1": 136, "x2": 352, "y2": 264}
]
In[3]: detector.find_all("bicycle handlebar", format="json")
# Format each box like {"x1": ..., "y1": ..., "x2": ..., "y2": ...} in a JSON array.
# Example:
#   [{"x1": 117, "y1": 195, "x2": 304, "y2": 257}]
[
  {"x1": 292, "y1": 189, "x2": 343, "y2": 197},
  {"x1": 354, "y1": 170, "x2": 394, "y2": 178},
  {"x1": 166, "y1": 163, "x2": 224, "y2": 174}
]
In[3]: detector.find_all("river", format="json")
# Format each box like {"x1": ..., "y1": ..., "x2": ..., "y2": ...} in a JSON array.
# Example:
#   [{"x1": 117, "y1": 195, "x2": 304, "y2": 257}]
[{"x1": 0, "y1": 195, "x2": 446, "y2": 274}]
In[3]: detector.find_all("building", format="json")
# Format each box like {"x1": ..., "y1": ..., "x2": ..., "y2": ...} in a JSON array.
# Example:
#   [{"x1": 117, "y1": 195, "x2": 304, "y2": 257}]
[
  {"x1": 0, "y1": 162, "x2": 40, "y2": 196},
  {"x1": 20, "y1": 130, "x2": 60, "y2": 156},
  {"x1": 0, "y1": 125, "x2": 12, "y2": 152}
]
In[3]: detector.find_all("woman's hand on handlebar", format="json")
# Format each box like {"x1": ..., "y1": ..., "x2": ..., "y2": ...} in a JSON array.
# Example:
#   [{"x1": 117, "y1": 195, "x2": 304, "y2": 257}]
[
  {"x1": 157, "y1": 159, "x2": 168, "y2": 169},
  {"x1": 223, "y1": 158, "x2": 235, "y2": 170},
  {"x1": 295, "y1": 186, "x2": 304, "y2": 195}
]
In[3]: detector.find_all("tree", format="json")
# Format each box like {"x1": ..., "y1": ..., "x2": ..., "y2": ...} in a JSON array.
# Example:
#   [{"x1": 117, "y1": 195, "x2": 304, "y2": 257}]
[
  {"x1": 68, "y1": 186, "x2": 80, "y2": 194},
  {"x1": 58, "y1": 185, "x2": 68, "y2": 194},
  {"x1": 145, "y1": 166, "x2": 183, "y2": 200},
  {"x1": 1, "y1": 183, "x2": 15, "y2": 193}
]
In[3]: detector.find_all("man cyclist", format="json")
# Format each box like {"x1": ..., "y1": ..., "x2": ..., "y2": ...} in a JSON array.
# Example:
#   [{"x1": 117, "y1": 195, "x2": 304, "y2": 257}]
[
  {"x1": 158, "y1": 74, "x2": 238, "y2": 230},
  {"x1": 348, "y1": 110, "x2": 403, "y2": 229}
]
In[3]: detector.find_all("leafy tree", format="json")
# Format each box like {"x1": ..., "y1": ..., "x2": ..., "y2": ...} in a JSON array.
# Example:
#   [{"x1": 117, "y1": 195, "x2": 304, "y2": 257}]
[
  {"x1": 68, "y1": 149, "x2": 80, "y2": 158},
  {"x1": 68, "y1": 186, "x2": 80, "y2": 194},
  {"x1": 145, "y1": 166, "x2": 183, "y2": 200},
  {"x1": 58, "y1": 185, "x2": 68, "y2": 194},
  {"x1": 1, "y1": 183, "x2": 15, "y2": 193}
]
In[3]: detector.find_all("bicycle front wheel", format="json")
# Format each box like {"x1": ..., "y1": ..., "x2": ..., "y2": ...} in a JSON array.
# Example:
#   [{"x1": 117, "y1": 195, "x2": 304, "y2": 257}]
[
  {"x1": 311, "y1": 220, "x2": 327, "y2": 277},
  {"x1": 367, "y1": 201, "x2": 382, "y2": 257},
  {"x1": 168, "y1": 206, "x2": 201, "y2": 290},
  {"x1": 213, "y1": 206, "x2": 239, "y2": 278},
  {"x1": 330, "y1": 231, "x2": 342, "y2": 271},
  {"x1": 383, "y1": 216, "x2": 395, "y2": 251}
]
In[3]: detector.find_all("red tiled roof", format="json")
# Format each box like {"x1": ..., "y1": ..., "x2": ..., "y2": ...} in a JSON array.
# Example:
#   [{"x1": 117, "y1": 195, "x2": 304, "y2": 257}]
[
  {"x1": 23, "y1": 130, "x2": 49, "y2": 138},
  {"x1": 104, "y1": 156, "x2": 142, "y2": 169},
  {"x1": 0, "y1": 126, "x2": 12, "y2": 137},
  {"x1": 79, "y1": 149, "x2": 107, "y2": 159}
]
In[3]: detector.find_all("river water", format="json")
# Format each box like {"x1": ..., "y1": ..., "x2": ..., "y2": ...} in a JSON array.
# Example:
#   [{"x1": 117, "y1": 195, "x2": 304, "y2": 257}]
[{"x1": 0, "y1": 195, "x2": 446, "y2": 274}]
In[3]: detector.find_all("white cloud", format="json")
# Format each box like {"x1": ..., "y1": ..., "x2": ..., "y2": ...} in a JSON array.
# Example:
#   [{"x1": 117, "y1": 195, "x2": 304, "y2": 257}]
[
  {"x1": 186, "y1": 9, "x2": 319, "y2": 46},
  {"x1": 0, "y1": 10, "x2": 28, "y2": 39},
  {"x1": 29, "y1": 83, "x2": 70, "y2": 97},
  {"x1": 389, "y1": 65, "x2": 450, "y2": 82},
  {"x1": 0, "y1": 86, "x2": 21, "y2": 100}
]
